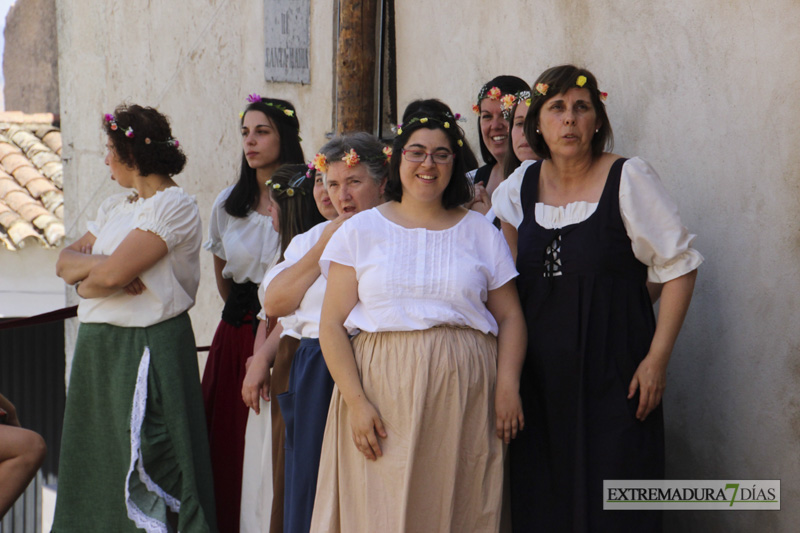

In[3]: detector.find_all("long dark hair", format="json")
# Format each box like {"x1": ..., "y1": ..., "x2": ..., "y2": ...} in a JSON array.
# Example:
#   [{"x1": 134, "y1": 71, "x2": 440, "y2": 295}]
[
  {"x1": 225, "y1": 97, "x2": 305, "y2": 217},
  {"x1": 268, "y1": 164, "x2": 325, "y2": 259},
  {"x1": 475, "y1": 75, "x2": 530, "y2": 166}
]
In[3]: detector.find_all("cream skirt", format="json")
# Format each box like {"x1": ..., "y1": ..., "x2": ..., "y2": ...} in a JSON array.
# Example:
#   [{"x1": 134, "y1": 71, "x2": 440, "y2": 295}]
[{"x1": 310, "y1": 327, "x2": 503, "y2": 533}]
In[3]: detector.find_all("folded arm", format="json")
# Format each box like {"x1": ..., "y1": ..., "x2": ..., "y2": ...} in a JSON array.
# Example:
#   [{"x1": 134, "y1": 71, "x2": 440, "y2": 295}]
[{"x1": 76, "y1": 229, "x2": 168, "y2": 299}]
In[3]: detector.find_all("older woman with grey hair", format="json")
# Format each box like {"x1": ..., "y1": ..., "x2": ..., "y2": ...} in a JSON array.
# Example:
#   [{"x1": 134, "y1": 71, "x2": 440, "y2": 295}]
[{"x1": 261, "y1": 132, "x2": 388, "y2": 533}]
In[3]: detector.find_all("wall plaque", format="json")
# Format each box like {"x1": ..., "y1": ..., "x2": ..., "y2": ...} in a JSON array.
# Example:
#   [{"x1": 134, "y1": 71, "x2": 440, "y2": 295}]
[{"x1": 264, "y1": 0, "x2": 310, "y2": 84}]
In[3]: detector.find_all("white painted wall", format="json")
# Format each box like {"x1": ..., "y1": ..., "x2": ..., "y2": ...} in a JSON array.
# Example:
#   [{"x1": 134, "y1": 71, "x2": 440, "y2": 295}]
[
  {"x1": 57, "y1": 1, "x2": 800, "y2": 530},
  {"x1": 0, "y1": 247, "x2": 64, "y2": 317}
]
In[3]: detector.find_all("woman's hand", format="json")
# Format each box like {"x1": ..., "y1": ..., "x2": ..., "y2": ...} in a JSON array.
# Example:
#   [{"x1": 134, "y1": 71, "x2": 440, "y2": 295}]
[
  {"x1": 319, "y1": 211, "x2": 354, "y2": 246},
  {"x1": 629, "y1": 269, "x2": 697, "y2": 421},
  {"x1": 348, "y1": 397, "x2": 387, "y2": 461},
  {"x1": 469, "y1": 183, "x2": 491, "y2": 215},
  {"x1": 627, "y1": 352, "x2": 669, "y2": 421},
  {"x1": 123, "y1": 277, "x2": 146, "y2": 295},
  {"x1": 241, "y1": 353, "x2": 271, "y2": 414},
  {"x1": 495, "y1": 387, "x2": 524, "y2": 443}
]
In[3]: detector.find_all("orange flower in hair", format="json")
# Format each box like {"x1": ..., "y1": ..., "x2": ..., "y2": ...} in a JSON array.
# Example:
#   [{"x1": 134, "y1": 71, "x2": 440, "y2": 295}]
[
  {"x1": 313, "y1": 153, "x2": 328, "y2": 173},
  {"x1": 342, "y1": 148, "x2": 360, "y2": 168}
]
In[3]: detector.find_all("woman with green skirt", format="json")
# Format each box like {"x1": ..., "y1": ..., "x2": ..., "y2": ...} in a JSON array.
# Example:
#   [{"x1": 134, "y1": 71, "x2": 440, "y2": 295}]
[{"x1": 53, "y1": 104, "x2": 217, "y2": 532}]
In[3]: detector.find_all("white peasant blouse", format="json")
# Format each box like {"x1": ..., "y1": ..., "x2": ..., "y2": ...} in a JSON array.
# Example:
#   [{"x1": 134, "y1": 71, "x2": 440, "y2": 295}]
[
  {"x1": 78, "y1": 187, "x2": 202, "y2": 327},
  {"x1": 319, "y1": 208, "x2": 518, "y2": 336},
  {"x1": 492, "y1": 157, "x2": 704, "y2": 283},
  {"x1": 203, "y1": 185, "x2": 281, "y2": 284}
]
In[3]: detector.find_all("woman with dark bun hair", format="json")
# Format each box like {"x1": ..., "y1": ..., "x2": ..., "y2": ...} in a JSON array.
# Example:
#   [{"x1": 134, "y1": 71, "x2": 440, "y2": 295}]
[
  {"x1": 53, "y1": 104, "x2": 216, "y2": 531},
  {"x1": 202, "y1": 94, "x2": 304, "y2": 532}
]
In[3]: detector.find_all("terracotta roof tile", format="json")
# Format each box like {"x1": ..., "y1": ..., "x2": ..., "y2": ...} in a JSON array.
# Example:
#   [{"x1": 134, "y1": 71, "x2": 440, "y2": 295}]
[{"x1": 0, "y1": 113, "x2": 64, "y2": 250}]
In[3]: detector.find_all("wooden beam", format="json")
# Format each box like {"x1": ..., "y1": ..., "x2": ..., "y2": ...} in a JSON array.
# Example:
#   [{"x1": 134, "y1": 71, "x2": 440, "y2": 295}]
[{"x1": 336, "y1": 0, "x2": 378, "y2": 134}]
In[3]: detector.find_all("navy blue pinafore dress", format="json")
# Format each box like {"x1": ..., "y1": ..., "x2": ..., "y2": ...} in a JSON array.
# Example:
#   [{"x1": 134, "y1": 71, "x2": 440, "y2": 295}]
[{"x1": 509, "y1": 158, "x2": 664, "y2": 532}]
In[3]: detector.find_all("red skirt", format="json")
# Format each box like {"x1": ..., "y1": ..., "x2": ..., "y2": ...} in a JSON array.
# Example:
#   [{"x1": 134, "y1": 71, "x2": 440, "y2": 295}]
[{"x1": 202, "y1": 316, "x2": 256, "y2": 533}]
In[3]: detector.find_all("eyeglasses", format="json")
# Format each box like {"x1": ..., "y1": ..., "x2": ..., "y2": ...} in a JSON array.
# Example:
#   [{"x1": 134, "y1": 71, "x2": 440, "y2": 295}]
[{"x1": 402, "y1": 149, "x2": 454, "y2": 164}]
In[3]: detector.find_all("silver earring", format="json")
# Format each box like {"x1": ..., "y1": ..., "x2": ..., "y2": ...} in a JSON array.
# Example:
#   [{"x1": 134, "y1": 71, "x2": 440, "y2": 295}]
[
  {"x1": 595, "y1": 129, "x2": 599, "y2": 133},
  {"x1": 536, "y1": 129, "x2": 541, "y2": 134}
]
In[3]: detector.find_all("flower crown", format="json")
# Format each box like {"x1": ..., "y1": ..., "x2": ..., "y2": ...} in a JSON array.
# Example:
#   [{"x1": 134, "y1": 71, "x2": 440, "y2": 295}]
[
  {"x1": 266, "y1": 172, "x2": 307, "y2": 198},
  {"x1": 393, "y1": 113, "x2": 465, "y2": 147},
  {"x1": 104, "y1": 113, "x2": 179, "y2": 146},
  {"x1": 310, "y1": 146, "x2": 393, "y2": 176},
  {"x1": 473, "y1": 84, "x2": 520, "y2": 115},
  {"x1": 500, "y1": 90, "x2": 533, "y2": 119},
  {"x1": 531, "y1": 77, "x2": 608, "y2": 101},
  {"x1": 239, "y1": 93, "x2": 296, "y2": 118}
]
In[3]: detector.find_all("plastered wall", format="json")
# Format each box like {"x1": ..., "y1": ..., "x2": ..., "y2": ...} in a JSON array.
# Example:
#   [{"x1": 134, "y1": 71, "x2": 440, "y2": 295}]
[{"x1": 58, "y1": 1, "x2": 799, "y2": 529}]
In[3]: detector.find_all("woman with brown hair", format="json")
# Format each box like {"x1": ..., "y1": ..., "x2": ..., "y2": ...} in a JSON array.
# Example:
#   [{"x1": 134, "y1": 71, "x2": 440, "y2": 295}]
[{"x1": 53, "y1": 104, "x2": 216, "y2": 531}]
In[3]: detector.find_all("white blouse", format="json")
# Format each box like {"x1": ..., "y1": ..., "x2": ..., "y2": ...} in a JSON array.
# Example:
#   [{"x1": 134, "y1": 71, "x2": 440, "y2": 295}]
[
  {"x1": 78, "y1": 188, "x2": 202, "y2": 327},
  {"x1": 492, "y1": 157, "x2": 704, "y2": 283},
  {"x1": 203, "y1": 185, "x2": 280, "y2": 284},
  {"x1": 260, "y1": 221, "x2": 331, "y2": 340},
  {"x1": 320, "y1": 208, "x2": 518, "y2": 336}
]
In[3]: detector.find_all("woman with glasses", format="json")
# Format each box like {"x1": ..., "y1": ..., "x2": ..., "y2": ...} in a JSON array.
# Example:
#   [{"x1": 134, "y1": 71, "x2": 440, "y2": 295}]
[
  {"x1": 202, "y1": 94, "x2": 304, "y2": 532},
  {"x1": 311, "y1": 100, "x2": 527, "y2": 532}
]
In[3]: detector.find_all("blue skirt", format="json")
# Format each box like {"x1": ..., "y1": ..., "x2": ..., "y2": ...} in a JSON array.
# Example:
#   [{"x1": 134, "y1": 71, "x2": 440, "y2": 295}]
[{"x1": 277, "y1": 338, "x2": 335, "y2": 533}]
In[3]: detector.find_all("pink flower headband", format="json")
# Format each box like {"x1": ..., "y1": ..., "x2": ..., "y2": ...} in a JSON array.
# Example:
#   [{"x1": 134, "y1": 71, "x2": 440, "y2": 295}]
[
  {"x1": 239, "y1": 93, "x2": 295, "y2": 118},
  {"x1": 104, "y1": 113, "x2": 179, "y2": 146},
  {"x1": 104, "y1": 113, "x2": 134, "y2": 138}
]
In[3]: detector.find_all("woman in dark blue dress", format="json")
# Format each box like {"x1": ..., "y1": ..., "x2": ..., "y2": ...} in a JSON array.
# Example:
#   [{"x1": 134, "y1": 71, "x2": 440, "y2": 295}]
[{"x1": 492, "y1": 65, "x2": 703, "y2": 532}]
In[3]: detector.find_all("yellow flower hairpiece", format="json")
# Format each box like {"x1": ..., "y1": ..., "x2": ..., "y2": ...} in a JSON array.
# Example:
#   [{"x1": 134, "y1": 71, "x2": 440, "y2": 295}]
[
  {"x1": 576, "y1": 75, "x2": 587, "y2": 87},
  {"x1": 534, "y1": 83, "x2": 549, "y2": 96},
  {"x1": 420, "y1": 117, "x2": 428, "y2": 123},
  {"x1": 343, "y1": 148, "x2": 360, "y2": 168},
  {"x1": 313, "y1": 153, "x2": 328, "y2": 173},
  {"x1": 457, "y1": 139, "x2": 464, "y2": 147},
  {"x1": 382, "y1": 146, "x2": 392, "y2": 160},
  {"x1": 525, "y1": 98, "x2": 532, "y2": 107}
]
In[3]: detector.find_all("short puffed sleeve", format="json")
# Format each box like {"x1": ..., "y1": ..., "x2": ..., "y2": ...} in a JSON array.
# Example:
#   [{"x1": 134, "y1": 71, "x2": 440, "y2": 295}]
[
  {"x1": 86, "y1": 193, "x2": 127, "y2": 236},
  {"x1": 135, "y1": 188, "x2": 201, "y2": 251},
  {"x1": 492, "y1": 160, "x2": 536, "y2": 228},
  {"x1": 319, "y1": 218, "x2": 356, "y2": 278},
  {"x1": 486, "y1": 220, "x2": 519, "y2": 290},
  {"x1": 619, "y1": 158, "x2": 704, "y2": 283},
  {"x1": 203, "y1": 186, "x2": 232, "y2": 259}
]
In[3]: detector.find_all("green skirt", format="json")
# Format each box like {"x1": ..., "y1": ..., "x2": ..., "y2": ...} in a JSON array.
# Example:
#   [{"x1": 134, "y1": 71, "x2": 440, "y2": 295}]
[{"x1": 52, "y1": 312, "x2": 217, "y2": 532}]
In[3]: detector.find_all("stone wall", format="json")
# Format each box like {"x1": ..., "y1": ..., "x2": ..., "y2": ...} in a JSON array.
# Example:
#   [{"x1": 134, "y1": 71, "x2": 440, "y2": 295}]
[{"x1": 3, "y1": 0, "x2": 59, "y2": 113}]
